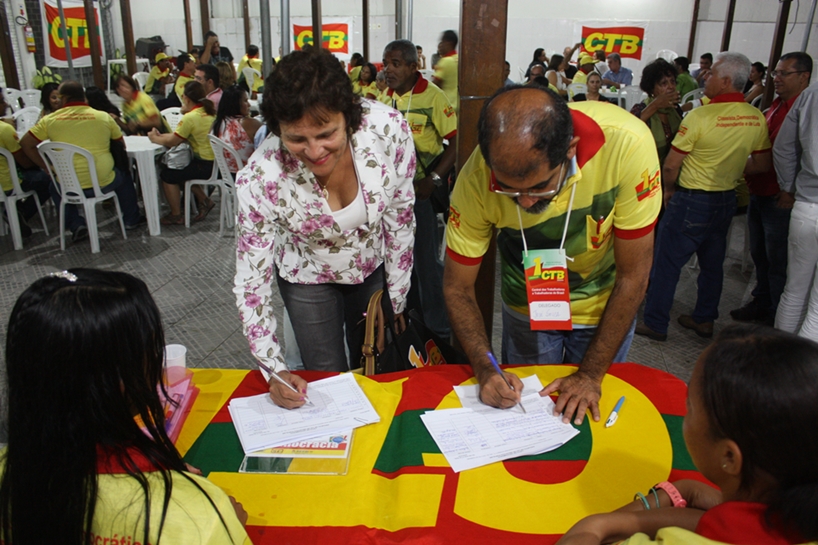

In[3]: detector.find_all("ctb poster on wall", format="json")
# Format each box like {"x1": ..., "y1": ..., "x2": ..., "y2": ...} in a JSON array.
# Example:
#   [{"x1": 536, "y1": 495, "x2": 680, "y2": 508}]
[
  {"x1": 579, "y1": 23, "x2": 646, "y2": 60},
  {"x1": 40, "y1": 0, "x2": 105, "y2": 68},
  {"x1": 292, "y1": 17, "x2": 353, "y2": 61}
]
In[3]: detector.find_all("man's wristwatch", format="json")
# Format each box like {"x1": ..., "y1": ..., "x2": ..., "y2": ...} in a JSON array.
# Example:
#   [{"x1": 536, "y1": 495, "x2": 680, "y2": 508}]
[{"x1": 430, "y1": 171, "x2": 443, "y2": 187}]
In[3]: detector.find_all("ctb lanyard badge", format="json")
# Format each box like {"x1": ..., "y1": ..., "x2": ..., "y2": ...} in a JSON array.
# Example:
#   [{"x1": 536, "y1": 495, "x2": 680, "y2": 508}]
[{"x1": 523, "y1": 248, "x2": 572, "y2": 330}]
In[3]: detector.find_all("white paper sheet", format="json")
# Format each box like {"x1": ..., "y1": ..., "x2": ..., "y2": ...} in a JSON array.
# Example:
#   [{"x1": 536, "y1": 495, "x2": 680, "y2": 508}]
[
  {"x1": 420, "y1": 391, "x2": 579, "y2": 473},
  {"x1": 453, "y1": 374, "x2": 545, "y2": 414},
  {"x1": 228, "y1": 373, "x2": 379, "y2": 454}
]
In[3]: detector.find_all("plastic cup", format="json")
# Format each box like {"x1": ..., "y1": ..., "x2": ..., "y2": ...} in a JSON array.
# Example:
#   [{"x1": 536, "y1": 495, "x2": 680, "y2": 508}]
[{"x1": 164, "y1": 344, "x2": 187, "y2": 368}]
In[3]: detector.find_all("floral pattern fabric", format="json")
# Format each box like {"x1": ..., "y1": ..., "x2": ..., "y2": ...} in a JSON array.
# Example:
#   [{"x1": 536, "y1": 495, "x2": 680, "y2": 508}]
[
  {"x1": 218, "y1": 117, "x2": 255, "y2": 173},
  {"x1": 233, "y1": 99, "x2": 417, "y2": 372}
]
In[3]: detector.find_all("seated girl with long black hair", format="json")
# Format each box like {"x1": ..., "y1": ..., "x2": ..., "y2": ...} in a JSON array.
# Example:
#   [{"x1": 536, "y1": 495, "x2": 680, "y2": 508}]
[
  {"x1": 557, "y1": 324, "x2": 818, "y2": 545},
  {"x1": 0, "y1": 269, "x2": 251, "y2": 545}
]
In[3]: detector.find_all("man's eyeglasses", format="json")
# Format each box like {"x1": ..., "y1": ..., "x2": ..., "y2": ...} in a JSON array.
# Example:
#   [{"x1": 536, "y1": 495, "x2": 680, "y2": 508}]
[
  {"x1": 490, "y1": 163, "x2": 567, "y2": 199},
  {"x1": 771, "y1": 70, "x2": 806, "y2": 78}
]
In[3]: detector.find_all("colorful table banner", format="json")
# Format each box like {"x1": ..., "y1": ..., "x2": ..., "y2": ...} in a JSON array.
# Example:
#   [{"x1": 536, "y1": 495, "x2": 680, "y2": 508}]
[
  {"x1": 580, "y1": 24, "x2": 646, "y2": 60},
  {"x1": 40, "y1": 0, "x2": 105, "y2": 68},
  {"x1": 180, "y1": 364, "x2": 705, "y2": 544},
  {"x1": 292, "y1": 17, "x2": 353, "y2": 61}
]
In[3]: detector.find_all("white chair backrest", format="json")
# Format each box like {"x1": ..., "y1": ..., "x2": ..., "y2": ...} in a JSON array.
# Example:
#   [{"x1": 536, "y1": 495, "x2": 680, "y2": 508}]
[
  {"x1": 242, "y1": 66, "x2": 260, "y2": 89},
  {"x1": 0, "y1": 146, "x2": 25, "y2": 195},
  {"x1": 568, "y1": 83, "x2": 587, "y2": 100},
  {"x1": 655, "y1": 49, "x2": 678, "y2": 62},
  {"x1": 751, "y1": 94, "x2": 763, "y2": 109},
  {"x1": 161, "y1": 107, "x2": 183, "y2": 132},
  {"x1": 132, "y1": 72, "x2": 149, "y2": 91},
  {"x1": 20, "y1": 89, "x2": 42, "y2": 109},
  {"x1": 209, "y1": 134, "x2": 244, "y2": 182},
  {"x1": 13, "y1": 107, "x2": 41, "y2": 136},
  {"x1": 689, "y1": 63, "x2": 701, "y2": 74},
  {"x1": 681, "y1": 88, "x2": 705, "y2": 104},
  {"x1": 37, "y1": 141, "x2": 105, "y2": 200},
  {"x1": 620, "y1": 85, "x2": 647, "y2": 111},
  {"x1": 3, "y1": 88, "x2": 23, "y2": 113}
]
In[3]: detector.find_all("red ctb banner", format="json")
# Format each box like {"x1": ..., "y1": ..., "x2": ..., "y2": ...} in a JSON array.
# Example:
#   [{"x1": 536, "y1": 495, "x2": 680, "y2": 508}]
[
  {"x1": 293, "y1": 23, "x2": 350, "y2": 55},
  {"x1": 581, "y1": 26, "x2": 645, "y2": 60},
  {"x1": 41, "y1": 0, "x2": 105, "y2": 68}
]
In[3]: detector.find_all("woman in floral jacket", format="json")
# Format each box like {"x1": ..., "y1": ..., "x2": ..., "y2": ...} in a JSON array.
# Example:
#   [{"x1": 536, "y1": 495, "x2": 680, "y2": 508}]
[{"x1": 233, "y1": 48, "x2": 416, "y2": 408}]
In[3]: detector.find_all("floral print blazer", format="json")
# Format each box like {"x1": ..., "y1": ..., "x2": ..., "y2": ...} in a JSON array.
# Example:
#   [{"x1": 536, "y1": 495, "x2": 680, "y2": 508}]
[{"x1": 233, "y1": 99, "x2": 417, "y2": 372}]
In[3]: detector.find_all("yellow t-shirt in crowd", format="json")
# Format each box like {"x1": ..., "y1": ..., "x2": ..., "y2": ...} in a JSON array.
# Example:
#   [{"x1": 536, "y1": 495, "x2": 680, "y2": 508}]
[
  {"x1": 348, "y1": 65, "x2": 362, "y2": 83},
  {"x1": 353, "y1": 80, "x2": 379, "y2": 99},
  {"x1": 175, "y1": 105, "x2": 216, "y2": 160},
  {"x1": 175, "y1": 73, "x2": 195, "y2": 102},
  {"x1": 145, "y1": 65, "x2": 169, "y2": 94},
  {"x1": 573, "y1": 70, "x2": 588, "y2": 84},
  {"x1": 237, "y1": 55, "x2": 264, "y2": 92},
  {"x1": 447, "y1": 101, "x2": 661, "y2": 324},
  {"x1": 29, "y1": 102, "x2": 122, "y2": 188},
  {"x1": 122, "y1": 90, "x2": 161, "y2": 128},
  {"x1": 671, "y1": 92, "x2": 771, "y2": 191},
  {"x1": 387, "y1": 73, "x2": 457, "y2": 181},
  {"x1": 0, "y1": 121, "x2": 21, "y2": 192},
  {"x1": 434, "y1": 52, "x2": 459, "y2": 112}
]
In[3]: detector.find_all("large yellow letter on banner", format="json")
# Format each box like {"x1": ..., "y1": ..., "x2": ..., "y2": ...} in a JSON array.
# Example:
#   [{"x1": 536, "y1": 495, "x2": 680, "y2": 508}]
[
  {"x1": 50, "y1": 16, "x2": 65, "y2": 48},
  {"x1": 326, "y1": 31, "x2": 345, "y2": 50},
  {"x1": 620, "y1": 35, "x2": 641, "y2": 55},
  {"x1": 452, "y1": 369, "x2": 673, "y2": 534}
]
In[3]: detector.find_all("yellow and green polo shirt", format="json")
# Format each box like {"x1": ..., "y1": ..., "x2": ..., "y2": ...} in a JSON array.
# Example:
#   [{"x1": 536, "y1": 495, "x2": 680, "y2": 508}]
[
  {"x1": 144, "y1": 65, "x2": 169, "y2": 94},
  {"x1": 175, "y1": 105, "x2": 216, "y2": 161},
  {"x1": 0, "y1": 121, "x2": 21, "y2": 192},
  {"x1": 238, "y1": 55, "x2": 264, "y2": 92},
  {"x1": 29, "y1": 102, "x2": 122, "y2": 188},
  {"x1": 671, "y1": 92, "x2": 771, "y2": 192},
  {"x1": 348, "y1": 65, "x2": 361, "y2": 84},
  {"x1": 175, "y1": 72, "x2": 195, "y2": 102},
  {"x1": 353, "y1": 80, "x2": 379, "y2": 99},
  {"x1": 446, "y1": 101, "x2": 661, "y2": 325},
  {"x1": 434, "y1": 51, "x2": 459, "y2": 113},
  {"x1": 122, "y1": 90, "x2": 161, "y2": 128},
  {"x1": 387, "y1": 73, "x2": 457, "y2": 181},
  {"x1": 573, "y1": 70, "x2": 588, "y2": 84}
]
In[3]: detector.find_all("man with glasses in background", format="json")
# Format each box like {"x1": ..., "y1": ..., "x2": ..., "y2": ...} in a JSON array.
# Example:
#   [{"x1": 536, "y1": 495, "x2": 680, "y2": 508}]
[
  {"x1": 731, "y1": 52, "x2": 812, "y2": 326},
  {"x1": 444, "y1": 85, "x2": 660, "y2": 426}
]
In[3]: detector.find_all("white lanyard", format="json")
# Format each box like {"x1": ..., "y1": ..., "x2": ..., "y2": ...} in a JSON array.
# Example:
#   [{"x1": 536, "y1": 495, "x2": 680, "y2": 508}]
[{"x1": 516, "y1": 162, "x2": 576, "y2": 259}]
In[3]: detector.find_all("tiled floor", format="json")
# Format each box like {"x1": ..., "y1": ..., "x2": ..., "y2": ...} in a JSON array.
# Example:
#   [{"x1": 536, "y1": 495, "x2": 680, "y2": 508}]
[{"x1": 0, "y1": 197, "x2": 756, "y2": 388}]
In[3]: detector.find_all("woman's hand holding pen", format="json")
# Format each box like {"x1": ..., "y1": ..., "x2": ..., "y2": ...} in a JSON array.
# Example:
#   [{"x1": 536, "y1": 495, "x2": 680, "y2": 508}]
[{"x1": 268, "y1": 370, "x2": 309, "y2": 409}]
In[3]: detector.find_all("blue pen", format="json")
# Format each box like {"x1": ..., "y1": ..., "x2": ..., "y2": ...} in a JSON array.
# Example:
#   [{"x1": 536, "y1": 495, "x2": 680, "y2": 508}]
[
  {"x1": 486, "y1": 352, "x2": 526, "y2": 413},
  {"x1": 605, "y1": 396, "x2": 626, "y2": 427}
]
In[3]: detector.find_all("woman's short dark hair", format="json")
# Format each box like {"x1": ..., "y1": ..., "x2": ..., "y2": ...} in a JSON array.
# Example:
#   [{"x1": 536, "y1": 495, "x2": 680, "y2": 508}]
[
  {"x1": 698, "y1": 324, "x2": 818, "y2": 540},
  {"x1": 751, "y1": 61, "x2": 766, "y2": 78},
  {"x1": 478, "y1": 84, "x2": 573, "y2": 172},
  {"x1": 360, "y1": 62, "x2": 377, "y2": 84},
  {"x1": 114, "y1": 74, "x2": 138, "y2": 95},
  {"x1": 261, "y1": 47, "x2": 362, "y2": 137},
  {"x1": 532, "y1": 48, "x2": 544, "y2": 62},
  {"x1": 39, "y1": 82, "x2": 60, "y2": 113},
  {"x1": 212, "y1": 85, "x2": 246, "y2": 137},
  {"x1": 85, "y1": 86, "x2": 120, "y2": 116},
  {"x1": 639, "y1": 58, "x2": 678, "y2": 95},
  {"x1": 549, "y1": 54, "x2": 565, "y2": 71}
]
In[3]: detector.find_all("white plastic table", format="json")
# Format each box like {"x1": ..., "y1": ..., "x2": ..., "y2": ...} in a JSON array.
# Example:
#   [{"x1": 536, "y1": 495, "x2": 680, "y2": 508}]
[{"x1": 125, "y1": 135, "x2": 165, "y2": 236}]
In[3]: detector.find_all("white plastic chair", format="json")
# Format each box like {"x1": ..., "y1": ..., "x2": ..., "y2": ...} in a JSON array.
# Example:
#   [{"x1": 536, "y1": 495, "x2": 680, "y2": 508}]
[
  {"x1": 132, "y1": 72, "x2": 149, "y2": 91},
  {"x1": 20, "y1": 89, "x2": 41, "y2": 109},
  {"x1": 161, "y1": 107, "x2": 183, "y2": 133},
  {"x1": 751, "y1": 94, "x2": 763, "y2": 109},
  {"x1": 183, "y1": 161, "x2": 223, "y2": 229},
  {"x1": 620, "y1": 85, "x2": 647, "y2": 112},
  {"x1": 567, "y1": 83, "x2": 587, "y2": 101},
  {"x1": 37, "y1": 141, "x2": 127, "y2": 253},
  {"x1": 13, "y1": 107, "x2": 42, "y2": 137},
  {"x1": 3, "y1": 88, "x2": 23, "y2": 113},
  {"x1": 655, "y1": 49, "x2": 678, "y2": 62},
  {"x1": 0, "y1": 147, "x2": 49, "y2": 250},
  {"x1": 208, "y1": 134, "x2": 244, "y2": 236},
  {"x1": 242, "y1": 67, "x2": 261, "y2": 90},
  {"x1": 682, "y1": 88, "x2": 705, "y2": 105}
]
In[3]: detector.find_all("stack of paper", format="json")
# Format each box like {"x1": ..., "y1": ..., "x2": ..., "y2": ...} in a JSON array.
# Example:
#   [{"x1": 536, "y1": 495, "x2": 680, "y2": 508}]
[
  {"x1": 421, "y1": 375, "x2": 579, "y2": 472},
  {"x1": 228, "y1": 373, "x2": 380, "y2": 454}
]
